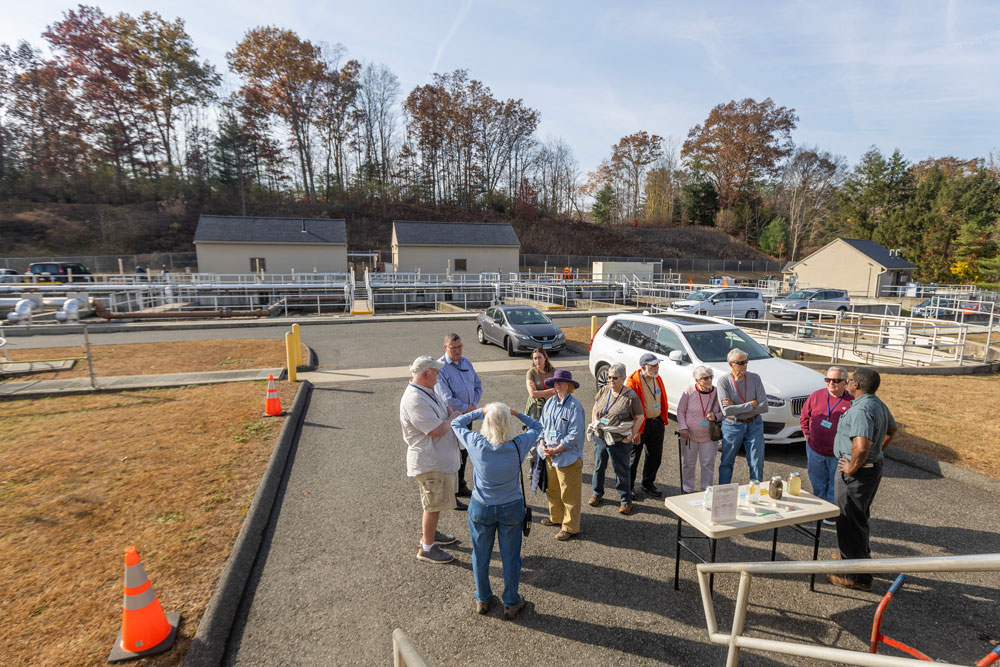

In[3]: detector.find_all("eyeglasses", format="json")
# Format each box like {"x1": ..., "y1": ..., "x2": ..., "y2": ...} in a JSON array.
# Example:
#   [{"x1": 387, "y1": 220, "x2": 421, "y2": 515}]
[
  {"x1": 607, "y1": 375, "x2": 622, "y2": 380},
  {"x1": 731, "y1": 360, "x2": 748, "y2": 366},
  {"x1": 825, "y1": 378, "x2": 846, "y2": 383},
  {"x1": 696, "y1": 376, "x2": 713, "y2": 381},
  {"x1": 446, "y1": 345, "x2": 463, "y2": 350}
]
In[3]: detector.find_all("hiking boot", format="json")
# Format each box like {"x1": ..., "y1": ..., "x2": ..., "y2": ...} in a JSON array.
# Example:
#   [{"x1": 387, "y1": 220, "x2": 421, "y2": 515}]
[
  {"x1": 642, "y1": 484, "x2": 662, "y2": 498},
  {"x1": 454, "y1": 499, "x2": 468, "y2": 511},
  {"x1": 433, "y1": 530, "x2": 457, "y2": 546},
  {"x1": 416, "y1": 545, "x2": 454, "y2": 564},
  {"x1": 504, "y1": 598, "x2": 527, "y2": 620},
  {"x1": 587, "y1": 496, "x2": 601, "y2": 507},
  {"x1": 827, "y1": 573, "x2": 871, "y2": 592},
  {"x1": 540, "y1": 518, "x2": 559, "y2": 527},
  {"x1": 555, "y1": 530, "x2": 574, "y2": 541},
  {"x1": 475, "y1": 597, "x2": 496, "y2": 615},
  {"x1": 619, "y1": 503, "x2": 634, "y2": 515}
]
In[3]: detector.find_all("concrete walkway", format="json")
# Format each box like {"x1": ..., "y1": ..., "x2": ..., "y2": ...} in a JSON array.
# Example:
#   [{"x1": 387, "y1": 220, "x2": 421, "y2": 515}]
[{"x1": 0, "y1": 368, "x2": 284, "y2": 396}]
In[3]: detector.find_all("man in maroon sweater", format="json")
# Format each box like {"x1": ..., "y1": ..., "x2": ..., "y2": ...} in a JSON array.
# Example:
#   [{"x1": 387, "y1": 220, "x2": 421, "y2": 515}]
[{"x1": 800, "y1": 366, "x2": 852, "y2": 513}]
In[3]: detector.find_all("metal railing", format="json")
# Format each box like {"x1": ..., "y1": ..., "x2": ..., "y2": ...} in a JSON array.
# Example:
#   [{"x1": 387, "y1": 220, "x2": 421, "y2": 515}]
[
  {"x1": 495, "y1": 282, "x2": 569, "y2": 308},
  {"x1": 391, "y1": 628, "x2": 429, "y2": 667},
  {"x1": 696, "y1": 553, "x2": 1000, "y2": 667}
]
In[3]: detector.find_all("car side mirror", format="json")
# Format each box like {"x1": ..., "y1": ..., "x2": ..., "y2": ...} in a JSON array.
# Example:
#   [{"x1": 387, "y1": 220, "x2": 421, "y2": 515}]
[
  {"x1": 668, "y1": 350, "x2": 684, "y2": 364},
  {"x1": 710, "y1": 299, "x2": 718, "y2": 305}
]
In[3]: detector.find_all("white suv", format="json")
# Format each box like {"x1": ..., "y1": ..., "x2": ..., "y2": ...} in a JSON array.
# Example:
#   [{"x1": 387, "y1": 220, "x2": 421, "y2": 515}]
[
  {"x1": 667, "y1": 288, "x2": 766, "y2": 319},
  {"x1": 589, "y1": 312, "x2": 824, "y2": 444}
]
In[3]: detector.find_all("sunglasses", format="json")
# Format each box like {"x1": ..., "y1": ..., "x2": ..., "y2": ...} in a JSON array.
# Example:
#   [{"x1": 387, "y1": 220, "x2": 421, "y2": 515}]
[
  {"x1": 731, "y1": 360, "x2": 748, "y2": 366},
  {"x1": 607, "y1": 375, "x2": 622, "y2": 380},
  {"x1": 447, "y1": 345, "x2": 463, "y2": 350},
  {"x1": 825, "y1": 378, "x2": 846, "y2": 383},
  {"x1": 696, "y1": 376, "x2": 713, "y2": 381}
]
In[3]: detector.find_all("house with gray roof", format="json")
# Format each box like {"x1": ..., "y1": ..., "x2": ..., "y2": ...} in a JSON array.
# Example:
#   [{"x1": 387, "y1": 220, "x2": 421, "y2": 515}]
[
  {"x1": 785, "y1": 237, "x2": 918, "y2": 297},
  {"x1": 391, "y1": 221, "x2": 520, "y2": 274},
  {"x1": 193, "y1": 215, "x2": 348, "y2": 274}
]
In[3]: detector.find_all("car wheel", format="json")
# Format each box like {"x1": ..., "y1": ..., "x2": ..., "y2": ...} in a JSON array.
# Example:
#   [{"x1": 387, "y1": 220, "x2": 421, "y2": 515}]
[
  {"x1": 505, "y1": 337, "x2": 516, "y2": 357},
  {"x1": 745, "y1": 310, "x2": 758, "y2": 319},
  {"x1": 595, "y1": 363, "x2": 609, "y2": 391},
  {"x1": 477, "y1": 327, "x2": 487, "y2": 345},
  {"x1": 837, "y1": 306, "x2": 848, "y2": 313}
]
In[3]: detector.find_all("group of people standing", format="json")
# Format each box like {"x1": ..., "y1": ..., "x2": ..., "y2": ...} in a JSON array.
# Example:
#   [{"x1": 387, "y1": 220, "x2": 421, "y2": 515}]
[{"x1": 400, "y1": 331, "x2": 897, "y2": 618}]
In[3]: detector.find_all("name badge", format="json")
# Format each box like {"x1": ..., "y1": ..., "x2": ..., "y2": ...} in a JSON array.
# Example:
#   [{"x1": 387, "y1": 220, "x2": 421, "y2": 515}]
[
  {"x1": 653, "y1": 388, "x2": 660, "y2": 395},
  {"x1": 600, "y1": 417, "x2": 610, "y2": 426},
  {"x1": 700, "y1": 419, "x2": 710, "y2": 426},
  {"x1": 547, "y1": 428, "x2": 558, "y2": 439},
  {"x1": 820, "y1": 419, "x2": 833, "y2": 429},
  {"x1": 652, "y1": 402, "x2": 659, "y2": 410}
]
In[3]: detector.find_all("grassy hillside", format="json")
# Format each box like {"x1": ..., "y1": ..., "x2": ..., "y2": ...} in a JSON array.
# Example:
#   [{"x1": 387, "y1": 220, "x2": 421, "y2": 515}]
[{"x1": 0, "y1": 200, "x2": 775, "y2": 262}]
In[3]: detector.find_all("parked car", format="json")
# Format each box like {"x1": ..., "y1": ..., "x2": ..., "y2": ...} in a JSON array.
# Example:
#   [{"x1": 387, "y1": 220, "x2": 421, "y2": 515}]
[
  {"x1": 911, "y1": 298, "x2": 958, "y2": 318},
  {"x1": 770, "y1": 289, "x2": 850, "y2": 319},
  {"x1": 589, "y1": 312, "x2": 824, "y2": 444},
  {"x1": 667, "y1": 288, "x2": 766, "y2": 319},
  {"x1": 25, "y1": 262, "x2": 92, "y2": 282},
  {"x1": 476, "y1": 304, "x2": 567, "y2": 356},
  {"x1": 0, "y1": 268, "x2": 19, "y2": 283}
]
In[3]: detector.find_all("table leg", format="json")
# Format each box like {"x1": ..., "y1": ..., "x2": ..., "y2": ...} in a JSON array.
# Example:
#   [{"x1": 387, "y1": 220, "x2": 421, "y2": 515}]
[
  {"x1": 709, "y1": 538, "x2": 717, "y2": 594},
  {"x1": 674, "y1": 517, "x2": 682, "y2": 590},
  {"x1": 771, "y1": 527, "x2": 778, "y2": 561},
  {"x1": 811, "y1": 519, "x2": 822, "y2": 591}
]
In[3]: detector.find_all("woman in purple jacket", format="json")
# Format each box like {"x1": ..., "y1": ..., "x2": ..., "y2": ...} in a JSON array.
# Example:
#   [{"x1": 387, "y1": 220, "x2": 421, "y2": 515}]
[{"x1": 675, "y1": 365, "x2": 724, "y2": 493}]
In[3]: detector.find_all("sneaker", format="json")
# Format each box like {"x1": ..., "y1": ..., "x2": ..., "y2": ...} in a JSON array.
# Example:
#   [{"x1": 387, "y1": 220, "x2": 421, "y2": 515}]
[
  {"x1": 642, "y1": 484, "x2": 662, "y2": 498},
  {"x1": 475, "y1": 597, "x2": 495, "y2": 615},
  {"x1": 504, "y1": 598, "x2": 527, "y2": 620},
  {"x1": 619, "y1": 503, "x2": 634, "y2": 515},
  {"x1": 416, "y1": 545, "x2": 454, "y2": 564},
  {"x1": 433, "y1": 530, "x2": 457, "y2": 546},
  {"x1": 827, "y1": 573, "x2": 872, "y2": 592},
  {"x1": 823, "y1": 518, "x2": 837, "y2": 527},
  {"x1": 555, "y1": 530, "x2": 574, "y2": 541},
  {"x1": 540, "y1": 518, "x2": 559, "y2": 527},
  {"x1": 456, "y1": 486, "x2": 472, "y2": 498},
  {"x1": 454, "y1": 499, "x2": 468, "y2": 511},
  {"x1": 587, "y1": 496, "x2": 601, "y2": 507}
]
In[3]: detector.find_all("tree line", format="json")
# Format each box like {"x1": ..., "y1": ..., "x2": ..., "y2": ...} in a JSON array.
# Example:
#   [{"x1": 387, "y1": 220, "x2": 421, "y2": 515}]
[{"x1": 0, "y1": 6, "x2": 998, "y2": 283}]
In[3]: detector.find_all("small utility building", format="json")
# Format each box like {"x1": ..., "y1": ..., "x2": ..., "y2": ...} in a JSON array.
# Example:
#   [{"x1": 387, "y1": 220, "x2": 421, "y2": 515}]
[
  {"x1": 193, "y1": 215, "x2": 348, "y2": 274},
  {"x1": 391, "y1": 221, "x2": 520, "y2": 274},
  {"x1": 785, "y1": 238, "x2": 917, "y2": 298}
]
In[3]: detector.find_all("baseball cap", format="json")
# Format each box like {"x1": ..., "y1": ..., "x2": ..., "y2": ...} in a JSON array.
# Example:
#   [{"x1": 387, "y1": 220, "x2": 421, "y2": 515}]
[
  {"x1": 639, "y1": 353, "x2": 660, "y2": 366},
  {"x1": 409, "y1": 356, "x2": 444, "y2": 374}
]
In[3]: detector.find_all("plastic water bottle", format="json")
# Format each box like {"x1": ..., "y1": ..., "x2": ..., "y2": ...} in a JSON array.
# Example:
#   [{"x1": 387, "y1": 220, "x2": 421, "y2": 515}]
[
  {"x1": 748, "y1": 479, "x2": 761, "y2": 504},
  {"x1": 704, "y1": 486, "x2": 713, "y2": 511}
]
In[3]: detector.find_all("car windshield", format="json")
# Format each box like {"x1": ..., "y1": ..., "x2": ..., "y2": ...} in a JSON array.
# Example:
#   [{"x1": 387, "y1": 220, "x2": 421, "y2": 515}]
[
  {"x1": 784, "y1": 291, "x2": 814, "y2": 300},
  {"x1": 682, "y1": 328, "x2": 772, "y2": 362},
  {"x1": 504, "y1": 308, "x2": 550, "y2": 325},
  {"x1": 685, "y1": 290, "x2": 715, "y2": 301}
]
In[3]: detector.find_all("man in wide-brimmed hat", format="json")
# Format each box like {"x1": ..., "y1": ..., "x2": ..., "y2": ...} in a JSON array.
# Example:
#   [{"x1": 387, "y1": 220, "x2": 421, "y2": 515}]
[{"x1": 537, "y1": 369, "x2": 586, "y2": 540}]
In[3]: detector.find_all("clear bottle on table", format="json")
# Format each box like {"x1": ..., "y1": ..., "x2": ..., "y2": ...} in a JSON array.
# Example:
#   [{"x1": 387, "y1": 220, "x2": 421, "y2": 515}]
[
  {"x1": 748, "y1": 479, "x2": 761, "y2": 504},
  {"x1": 787, "y1": 471, "x2": 802, "y2": 496}
]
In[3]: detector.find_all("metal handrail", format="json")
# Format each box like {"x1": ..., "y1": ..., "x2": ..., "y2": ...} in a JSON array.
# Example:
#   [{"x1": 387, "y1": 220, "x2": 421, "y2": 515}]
[
  {"x1": 391, "y1": 628, "x2": 429, "y2": 667},
  {"x1": 696, "y1": 553, "x2": 1000, "y2": 667}
]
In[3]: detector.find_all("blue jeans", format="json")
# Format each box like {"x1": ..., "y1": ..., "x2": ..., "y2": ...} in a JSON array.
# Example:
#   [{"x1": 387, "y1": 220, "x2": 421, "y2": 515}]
[
  {"x1": 719, "y1": 417, "x2": 765, "y2": 484},
  {"x1": 806, "y1": 446, "x2": 838, "y2": 504},
  {"x1": 467, "y1": 497, "x2": 524, "y2": 608},
  {"x1": 592, "y1": 435, "x2": 633, "y2": 505}
]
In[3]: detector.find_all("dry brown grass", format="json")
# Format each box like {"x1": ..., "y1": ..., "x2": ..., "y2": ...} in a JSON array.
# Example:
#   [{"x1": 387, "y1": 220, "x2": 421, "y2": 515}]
[
  {"x1": 0, "y1": 381, "x2": 297, "y2": 666},
  {"x1": 2, "y1": 339, "x2": 294, "y2": 383},
  {"x1": 563, "y1": 325, "x2": 1000, "y2": 480}
]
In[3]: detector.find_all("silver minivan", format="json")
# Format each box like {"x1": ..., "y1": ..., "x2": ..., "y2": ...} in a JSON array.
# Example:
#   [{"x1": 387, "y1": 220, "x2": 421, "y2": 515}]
[{"x1": 667, "y1": 288, "x2": 766, "y2": 319}]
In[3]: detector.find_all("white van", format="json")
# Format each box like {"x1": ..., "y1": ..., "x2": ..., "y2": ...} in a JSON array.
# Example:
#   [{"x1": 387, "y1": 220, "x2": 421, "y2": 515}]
[{"x1": 667, "y1": 288, "x2": 766, "y2": 319}]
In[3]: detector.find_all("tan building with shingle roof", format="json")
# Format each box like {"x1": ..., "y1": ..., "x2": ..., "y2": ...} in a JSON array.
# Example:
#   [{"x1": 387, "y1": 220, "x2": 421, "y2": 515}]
[
  {"x1": 391, "y1": 221, "x2": 520, "y2": 274},
  {"x1": 194, "y1": 215, "x2": 348, "y2": 274}
]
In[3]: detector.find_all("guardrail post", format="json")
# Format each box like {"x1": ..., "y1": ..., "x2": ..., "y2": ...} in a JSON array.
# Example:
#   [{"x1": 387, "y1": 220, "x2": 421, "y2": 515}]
[
  {"x1": 725, "y1": 571, "x2": 754, "y2": 667},
  {"x1": 291, "y1": 323, "x2": 302, "y2": 368},
  {"x1": 285, "y1": 332, "x2": 297, "y2": 382},
  {"x1": 83, "y1": 324, "x2": 96, "y2": 389}
]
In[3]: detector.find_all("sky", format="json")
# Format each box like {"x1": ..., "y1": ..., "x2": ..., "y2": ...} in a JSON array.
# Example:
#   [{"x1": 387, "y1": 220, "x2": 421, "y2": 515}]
[{"x1": 4, "y1": 0, "x2": 1000, "y2": 175}]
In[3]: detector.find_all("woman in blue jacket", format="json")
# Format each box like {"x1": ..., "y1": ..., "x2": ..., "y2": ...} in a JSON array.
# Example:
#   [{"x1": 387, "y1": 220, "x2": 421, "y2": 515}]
[{"x1": 452, "y1": 403, "x2": 541, "y2": 620}]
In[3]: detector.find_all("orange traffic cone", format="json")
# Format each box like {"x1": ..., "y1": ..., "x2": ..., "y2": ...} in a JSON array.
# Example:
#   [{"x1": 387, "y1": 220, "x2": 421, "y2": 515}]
[
  {"x1": 263, "y1": 373, "x2": 285, "y2": 417},
  {"x1": 722, "y1": 279, "x2": 729, "y2": 286},
  {"x1": 108, "y1": 546, "x2": 180, "y2": 662},
  {"x1": 688, "y1": 278, "x2": 693, "y2": 284}
]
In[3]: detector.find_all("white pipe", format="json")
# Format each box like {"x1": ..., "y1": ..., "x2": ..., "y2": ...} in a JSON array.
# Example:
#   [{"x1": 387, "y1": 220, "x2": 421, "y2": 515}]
[{"x1": 6, "y1": 298, "x2": 35, "y2": 323}]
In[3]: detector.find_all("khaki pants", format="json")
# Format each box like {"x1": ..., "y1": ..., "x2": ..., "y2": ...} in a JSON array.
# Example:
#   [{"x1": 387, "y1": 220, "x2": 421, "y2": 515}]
[{"x1": 545, "y1": 457, "x2": 583, "y2": 534}]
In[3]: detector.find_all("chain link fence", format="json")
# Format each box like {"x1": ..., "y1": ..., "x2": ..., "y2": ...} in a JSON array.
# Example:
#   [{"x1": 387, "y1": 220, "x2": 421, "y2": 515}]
[{"x1": 1, "y1": 252, "x2": 198, "y2": 274}]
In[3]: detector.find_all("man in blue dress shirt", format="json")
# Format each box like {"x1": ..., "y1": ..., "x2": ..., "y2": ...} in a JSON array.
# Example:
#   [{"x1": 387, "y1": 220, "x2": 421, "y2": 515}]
[{"x1": 436, "y1": 332, "x2": 483, "y2": 503}]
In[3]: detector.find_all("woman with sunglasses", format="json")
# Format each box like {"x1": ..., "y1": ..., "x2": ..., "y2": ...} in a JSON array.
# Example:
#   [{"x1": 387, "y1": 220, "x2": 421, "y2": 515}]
[
  {"x1": 589, "y1": 363, "x2": 644, "y2": 515},
  {"x1": 675, "y1": 366, "x2": 724, "y2": 493},
  {"x1": 799, "y1": 366, "x2": 853, "y2": 507}
]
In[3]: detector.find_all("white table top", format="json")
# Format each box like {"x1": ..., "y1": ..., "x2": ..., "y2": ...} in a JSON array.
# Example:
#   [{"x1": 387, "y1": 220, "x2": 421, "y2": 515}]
[{"x1": 663, "y1": 486, "x2": 840, "y2": 539}]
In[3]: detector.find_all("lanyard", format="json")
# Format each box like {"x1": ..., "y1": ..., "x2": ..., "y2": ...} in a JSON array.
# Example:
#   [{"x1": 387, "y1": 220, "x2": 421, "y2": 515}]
[
  {"x1": 827, "y1": 393, "x2": 846, "y2": 418},
  {"x1": 409, "y1": 382, "x2": 443, "y2": 415},
  {"x1": 732, "y1": 375, "x2": 748, "y2": 403},
  {"x1": 697, "y1": 388, "x2": 714, "y2": 416},
  {"x1": 642, "y1": 375, "x2": 657, "y2": 398},
  {"x1": 604, "y1": 387, "x2": 623, "y2": 414},
  {"x1": 535, "y1": 368, "x2": 548, "y2": 389}
]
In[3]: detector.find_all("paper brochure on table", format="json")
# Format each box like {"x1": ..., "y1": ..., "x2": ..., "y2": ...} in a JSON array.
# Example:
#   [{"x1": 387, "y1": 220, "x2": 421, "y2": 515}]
[{"x1": 710, "y1": 483, "x2": 738, "y2": 523}]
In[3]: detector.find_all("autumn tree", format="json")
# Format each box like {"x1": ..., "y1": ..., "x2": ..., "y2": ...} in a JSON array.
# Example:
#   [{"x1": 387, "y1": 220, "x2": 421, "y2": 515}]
[
  {"x1": 610, "y1": 131, "x2": 662, "y2": 221},
  {"x1": 682, "y1": 97, "x2": 798, "y2": 216},
  {"x1": 228, "y1": 27, "x2": 325, "y2": 200},
  {"x1": 776, "y1": 147, "x2": 846, "y2": 260}
]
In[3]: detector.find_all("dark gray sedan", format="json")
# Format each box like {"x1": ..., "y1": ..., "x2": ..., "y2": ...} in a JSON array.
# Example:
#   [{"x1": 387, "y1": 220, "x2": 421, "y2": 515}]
[{"x1": 476, "y1": 305, "x2": 567, "y2": 356}]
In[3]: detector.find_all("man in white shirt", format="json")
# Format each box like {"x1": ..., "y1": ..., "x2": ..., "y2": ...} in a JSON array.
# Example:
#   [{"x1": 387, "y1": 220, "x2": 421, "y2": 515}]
[{"x1": 401, "y1": 356, "x2": 463, "y2": 564}]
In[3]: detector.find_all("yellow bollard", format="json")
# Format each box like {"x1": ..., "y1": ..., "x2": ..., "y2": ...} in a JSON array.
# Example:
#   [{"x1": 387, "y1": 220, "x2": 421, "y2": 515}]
[
  {"x1": 291, "y1": 323, "x2": 302, "y2": 368},
  {"x1": 285, "y1": 332, "x2": 297, "y2": 382},
  {"x1": 591, "y1": 315, "x2": 598, "y2": 341}
]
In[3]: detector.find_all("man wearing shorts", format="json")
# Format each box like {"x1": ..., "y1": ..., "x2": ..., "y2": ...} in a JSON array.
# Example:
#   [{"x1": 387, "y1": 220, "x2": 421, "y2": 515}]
[{"x1": 401, "y1": 355, "x2": 464, "y2": 563}]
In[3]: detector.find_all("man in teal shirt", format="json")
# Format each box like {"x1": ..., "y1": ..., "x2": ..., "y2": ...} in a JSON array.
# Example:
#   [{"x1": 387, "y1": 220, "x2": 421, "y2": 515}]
[{"x1": 829, "y1": 367, "x2": 897, "y2": 592}]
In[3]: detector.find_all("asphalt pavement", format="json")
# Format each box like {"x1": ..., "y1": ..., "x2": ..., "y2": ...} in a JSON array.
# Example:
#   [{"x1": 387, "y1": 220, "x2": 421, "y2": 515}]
[{"x1": 222, "y1": 345, "x2": 1000, "y2": 666}]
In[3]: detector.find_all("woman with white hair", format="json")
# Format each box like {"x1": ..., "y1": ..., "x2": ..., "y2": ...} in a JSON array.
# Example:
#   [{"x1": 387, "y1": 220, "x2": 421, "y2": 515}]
[
  {"x1": 675, "y1": 365, "x2": 724, "y2": 493},
  {"x1": 452, "y1": 403, "x2": 542, "y2": 620}
]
